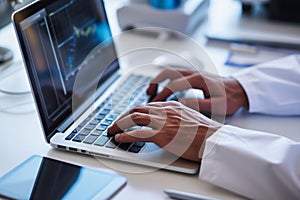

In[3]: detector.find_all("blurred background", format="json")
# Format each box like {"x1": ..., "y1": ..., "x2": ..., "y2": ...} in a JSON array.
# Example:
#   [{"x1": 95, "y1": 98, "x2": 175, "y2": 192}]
[{"x1": 1, "y1": 0, "x2": 300, "y2": 72}]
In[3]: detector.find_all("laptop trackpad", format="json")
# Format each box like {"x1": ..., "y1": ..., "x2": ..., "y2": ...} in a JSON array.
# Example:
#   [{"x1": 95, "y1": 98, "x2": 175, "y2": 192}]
[{"x1": 139, "y1": 143, "x2": 180, "y2": 163}]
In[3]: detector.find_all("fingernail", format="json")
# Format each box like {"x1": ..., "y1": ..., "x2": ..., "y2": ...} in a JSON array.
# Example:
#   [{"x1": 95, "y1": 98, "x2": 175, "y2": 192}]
[{"x1": 114, "y1": 134, "x2": 120, "y2": 142}]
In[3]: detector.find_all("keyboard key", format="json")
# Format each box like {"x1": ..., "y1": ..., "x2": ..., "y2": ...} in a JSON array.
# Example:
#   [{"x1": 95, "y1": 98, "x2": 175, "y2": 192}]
[
  {"x1": 104, "y1": 104, "x2": 112, "y2": 109},
  {"x1": 105, "y1": 104, "x2": 113, "y2": 109},
  {"x1": 106, "y1": 114, "x2": 117, "y2": 121},
  {"x1": 87, "y1": 113, "x2": 95, "y2": 120},
  {"x1": 101, "y1": 119, "x2": 113, "y2": 126},
  {"x1": 95, "y1": 106, "x2": 101, "y2": 112},
  {"x1": 65, "y1": 132, "x2": 76, "y2": 140},
  {"x1": 110, "y1": 112, "x2": 119, "y2": 117},
  {"x1": 80, "y1": 120, "x2": 88, "y2": 127},
  {"x1": 73, "y1": 135, "x2": 86, "y2": 142},
  {"x1": 95, "y1": 114, "x2": 106, "y2": 120},
  {"x1": 133, "y1": 142, "x2": 145, "y2": 148},
  {"x1": 100, "y1": 109, "x2": 110, "y2": 115},
  {"x1": 72, "y1": 128, "x2": 80, "y2": 133},
  {"x1": 97, "y1": 125, "x2": 108, "y2": 131},
  {"x1": 89, "y1": 119, "x2": 100, "y2": 125},
  {"x1": 114, "y1": 94, "x2": 123, "y2": 99},
  {"x1": 78, "y1": 121, "x2": 87, "y2": 129},
  {"x1": 79, "y1": 129, "x2": 91, "y2": 136},
  {"x1": 84, "y1": 135, "x2": 98, "y2": 144},
  {"x1": 91, "y1": 130, "x2": 103, "y2": 136},
  {"x1": 85, "y1": 124, "x2": 96, "y2": 130},
  {"x1": 106, "y1": 140, "x2": 118, "y2": 149},
  {"x1": 128, "y1": 146, "x2": 141, "y2": 153},
  {"x1": 94, "y1": 136, "x2": 110, "y2": 146},
  {"x1": 77, "y1": 124, "x2": 84, "y2": 129},
  {"x1": 118, "y1": 143, "x2": 132, "y2": 151},
  {"x1": 113, "y1": 108, "x2": 125, "y2": 114}
]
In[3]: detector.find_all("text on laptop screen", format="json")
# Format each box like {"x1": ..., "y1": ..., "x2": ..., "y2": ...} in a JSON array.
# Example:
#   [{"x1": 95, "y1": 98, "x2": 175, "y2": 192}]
[{"x1": 17, "y1": 0, "x2": 119, "y2": 139}]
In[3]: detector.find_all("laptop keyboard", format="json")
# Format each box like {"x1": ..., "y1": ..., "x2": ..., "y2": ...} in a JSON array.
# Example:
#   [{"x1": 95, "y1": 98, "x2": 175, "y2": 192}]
[{"x1": 65, "y1": 74, "x2": 152, "y2": 153}]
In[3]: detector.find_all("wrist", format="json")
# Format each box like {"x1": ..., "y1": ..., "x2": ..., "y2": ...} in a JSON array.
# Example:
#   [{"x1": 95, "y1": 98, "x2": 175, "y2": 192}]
[
  {"x1": 225, "y1": 78, "x2": 249, "y2": 115},
  {"x1": 198, "y1": 123, "x2": 222, "y2": 160}
]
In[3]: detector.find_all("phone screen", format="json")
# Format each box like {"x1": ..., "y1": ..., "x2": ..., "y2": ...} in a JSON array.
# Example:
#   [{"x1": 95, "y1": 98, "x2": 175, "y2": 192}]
[{"x1": 0, "y1": 155, "x2": 126, "y2": 200}]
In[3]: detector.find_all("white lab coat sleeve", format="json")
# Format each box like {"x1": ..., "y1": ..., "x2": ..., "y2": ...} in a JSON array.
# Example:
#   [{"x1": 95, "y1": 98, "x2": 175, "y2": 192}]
[
  {"x1": 231, "y1": 54, "x2": 300, "y2": 115},
  {"x1": 199, "y1": 125, "x2": 300, "y2": 200}
]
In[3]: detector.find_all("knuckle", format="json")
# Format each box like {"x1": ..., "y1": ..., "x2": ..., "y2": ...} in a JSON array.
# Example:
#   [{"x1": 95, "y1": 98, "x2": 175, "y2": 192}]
[
  {"x1": 165, "y1": 107, "x2": 176, "y2": 115},
  {"x1": 168, "y1": 101, "x2": 180, "y2": 107},
  {"x1": 130, "y1": 106, "x2": 144, "y2": 113},
  {"x1": 164, "y1": 68, "x2": 174, "y2": 73},
  {"x1": 131, "y1": 112, "x2": 142, "y2": 120},
  {"x1": 168, "y1": 115, "x2": 181, "y2": 124}
]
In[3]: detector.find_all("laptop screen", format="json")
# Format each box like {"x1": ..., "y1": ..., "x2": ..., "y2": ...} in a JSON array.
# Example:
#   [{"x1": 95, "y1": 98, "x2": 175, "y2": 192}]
[{"x1": 13, "y1": 0, "x2": 119, "y2": 142}]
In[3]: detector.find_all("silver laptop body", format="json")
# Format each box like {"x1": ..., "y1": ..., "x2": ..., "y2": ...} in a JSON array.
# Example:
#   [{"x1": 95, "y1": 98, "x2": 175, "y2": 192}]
[{"x1": 13, "y1": 0, "x2": 199, "y2": 174}]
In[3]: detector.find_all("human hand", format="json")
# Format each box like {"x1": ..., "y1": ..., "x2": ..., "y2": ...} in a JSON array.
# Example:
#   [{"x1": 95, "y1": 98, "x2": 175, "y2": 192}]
[
  {"x1": 108, "y1": 101, "x2": 222, "y2": 162},
  {"x1": 147, "y1": 68, "x2": 249, "y2": 116}
]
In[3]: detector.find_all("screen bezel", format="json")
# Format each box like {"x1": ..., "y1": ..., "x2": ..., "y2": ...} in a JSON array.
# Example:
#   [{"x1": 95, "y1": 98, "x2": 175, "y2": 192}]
[{"x1": 12, "y1": 0, "x2": 120, "y2": 143}]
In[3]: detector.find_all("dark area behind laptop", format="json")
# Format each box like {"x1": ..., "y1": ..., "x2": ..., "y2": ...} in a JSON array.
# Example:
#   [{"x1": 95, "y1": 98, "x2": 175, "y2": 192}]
[
  {"x1": 269, "y1": 0, "x2": 300, "y2": 23},
  {"x1": 241, "y1": 0, "x2": 300, "y2": 23},
  {"x1": 0, "y1": 0, "x2": 14, "y2": 28},
  {"x1": 0, "y1": 0, "x2": 34, "y2": 63}
]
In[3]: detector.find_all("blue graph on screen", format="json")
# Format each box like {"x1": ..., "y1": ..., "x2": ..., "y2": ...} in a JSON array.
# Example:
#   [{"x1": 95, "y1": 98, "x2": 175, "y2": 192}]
[
  {"x1": 48, "y1": 0, "x2": 113, "y2": 89},
  {"x1": 63, "y1": 22, "x2": 111, "y2": 79},
  {"x1": 73, "y1": 24, "x2": 97, "y2": 38}
]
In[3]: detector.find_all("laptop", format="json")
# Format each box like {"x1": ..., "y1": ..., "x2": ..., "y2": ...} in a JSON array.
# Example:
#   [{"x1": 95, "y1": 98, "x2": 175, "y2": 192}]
[{"x1": 12, "y1": 0, "x2": 199, "y2": 174}]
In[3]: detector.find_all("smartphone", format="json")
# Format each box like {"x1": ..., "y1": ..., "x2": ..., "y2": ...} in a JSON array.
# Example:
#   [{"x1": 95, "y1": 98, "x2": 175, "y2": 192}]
[{"x1": 0, "y1": 155, "x2": 126, "y2": 200}]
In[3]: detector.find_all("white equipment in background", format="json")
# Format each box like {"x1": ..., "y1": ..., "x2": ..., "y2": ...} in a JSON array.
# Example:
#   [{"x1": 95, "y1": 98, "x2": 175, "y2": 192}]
[{"x1": 117, "y1": 0, "x2": 210, "y2": 35}]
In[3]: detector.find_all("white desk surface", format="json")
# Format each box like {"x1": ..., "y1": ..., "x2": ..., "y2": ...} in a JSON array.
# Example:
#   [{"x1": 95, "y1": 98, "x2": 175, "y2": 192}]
[{"x1": 0, "y1": 0, "x2": 299, "y2": 199}]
